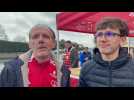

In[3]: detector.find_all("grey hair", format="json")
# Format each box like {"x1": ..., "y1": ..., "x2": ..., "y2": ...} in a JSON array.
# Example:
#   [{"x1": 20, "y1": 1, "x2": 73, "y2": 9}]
[{"x1": 29, "y1": 24, "x2": 56, "y2": 40}]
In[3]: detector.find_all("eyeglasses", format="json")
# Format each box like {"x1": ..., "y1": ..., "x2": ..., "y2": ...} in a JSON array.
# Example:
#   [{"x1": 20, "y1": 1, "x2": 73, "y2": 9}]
[{"x1": 95, "y1": 31, "x2": 122, "y2": 38}]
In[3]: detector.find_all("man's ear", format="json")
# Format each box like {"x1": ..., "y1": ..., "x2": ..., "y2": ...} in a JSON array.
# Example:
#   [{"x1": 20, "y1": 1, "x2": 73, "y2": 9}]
[
  {"x1": 120, "y1": 37, "x2": 127, "y2": 46},
  {"x1": 94, "y1": 37, "x2": 97, "y2": 44},
  {"x1": 52, "y1": 40, "x2": 57, "y2": 50},
  {"x1": 29, "y1": 40, "x2": 33, "y2": 49}
]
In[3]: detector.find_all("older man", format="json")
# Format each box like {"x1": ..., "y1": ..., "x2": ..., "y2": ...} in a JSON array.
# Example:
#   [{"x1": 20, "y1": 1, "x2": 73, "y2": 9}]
[{"x1": 0, "y1": 24, "x2": 57, "y2": 87}]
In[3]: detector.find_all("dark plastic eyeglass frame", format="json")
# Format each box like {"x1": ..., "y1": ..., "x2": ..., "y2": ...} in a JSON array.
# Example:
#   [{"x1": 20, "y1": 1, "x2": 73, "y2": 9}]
[{"x1": 95, "y1": 31, "x2": 123, "y2": 38}]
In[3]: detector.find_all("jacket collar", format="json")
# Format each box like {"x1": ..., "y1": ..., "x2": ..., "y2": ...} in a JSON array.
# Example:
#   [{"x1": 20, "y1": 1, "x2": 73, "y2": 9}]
[
  {"x1": 19, "y1": 49, "x2": 33, "y2": 87},
  {"x1": 94, "y1": 47, "x2": 130, "y2": 70}
]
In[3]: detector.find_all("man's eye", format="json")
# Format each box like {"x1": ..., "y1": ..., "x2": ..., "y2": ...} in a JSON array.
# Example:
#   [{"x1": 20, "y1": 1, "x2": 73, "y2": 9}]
[
  {"x1": 98, "y1": 32, "x2": 103, "y2": 36},
  {"x1": 43, "y1": 35, "x2": 50, "y2": 39},
  {"x1": 32, "y1": 34, "x2": 39, "y2": 39},
  {"x1": 106, "y1": 32, "x2": 112, "y2": 36}
]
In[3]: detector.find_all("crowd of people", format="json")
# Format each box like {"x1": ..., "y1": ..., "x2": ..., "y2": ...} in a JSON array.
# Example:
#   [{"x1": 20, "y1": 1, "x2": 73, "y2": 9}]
[{"x1": 0, "y1": 17, "x2": 134, "y2": 87}]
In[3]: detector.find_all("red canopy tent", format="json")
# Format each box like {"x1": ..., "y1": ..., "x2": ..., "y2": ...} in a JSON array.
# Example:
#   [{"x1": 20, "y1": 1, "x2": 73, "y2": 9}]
[
  {"x1": 56, "y1": 12, "x2": 134, "y2": 86},
  {"x1": 56, "y1": 12, "x2": 134, "y2": 37},
  {"x1": 56, "y1": 12, "x2": 134, "y2": 56}
]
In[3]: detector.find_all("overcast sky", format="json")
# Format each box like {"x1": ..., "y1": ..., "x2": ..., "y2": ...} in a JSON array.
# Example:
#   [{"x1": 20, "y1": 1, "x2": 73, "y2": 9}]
[{"x1": 0, "y1": 12, "x2": 95, "y2": 48}]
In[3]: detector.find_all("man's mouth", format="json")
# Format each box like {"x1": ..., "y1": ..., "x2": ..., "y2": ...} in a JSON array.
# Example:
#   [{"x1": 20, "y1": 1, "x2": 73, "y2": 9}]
[
  {"x1": 38, "y1": 47, "x2": 48, "y2": 50},
  {"x1": 100, "y1": 44, "x2": 110, "y2": 48}
]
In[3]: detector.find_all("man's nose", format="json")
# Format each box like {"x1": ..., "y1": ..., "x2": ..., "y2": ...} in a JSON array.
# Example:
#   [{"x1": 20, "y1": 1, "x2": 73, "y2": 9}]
[
  {"x1": 100, "y1": 34, "x2": 107, "y2": 40},
  {"x1": 38, "y1": 35, "x2": 45, "y2": 43}
]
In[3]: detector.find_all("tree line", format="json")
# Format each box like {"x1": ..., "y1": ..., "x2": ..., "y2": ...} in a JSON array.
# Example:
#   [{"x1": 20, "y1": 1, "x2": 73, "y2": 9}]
[{"x1": 0, "y1": 39, "x2": 85, "y2": 53}]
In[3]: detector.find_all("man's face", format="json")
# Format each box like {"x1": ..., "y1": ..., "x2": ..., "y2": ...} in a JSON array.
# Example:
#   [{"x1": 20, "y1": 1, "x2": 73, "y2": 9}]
[
  {"x1": 64, "y1": 42, "x2": 71, "y2": 49},
  {"x1": 29, "y1": 27, "x2": 55, "y2": 58},
  {"x1": 84, "y1": 48, "x2": 88, "y2": 52},
  {"x1": 95, "y1": 28, "x2": 125, "y2": 55}
]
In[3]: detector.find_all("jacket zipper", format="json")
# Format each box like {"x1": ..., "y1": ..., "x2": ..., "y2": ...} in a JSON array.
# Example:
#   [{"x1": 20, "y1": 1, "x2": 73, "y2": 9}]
[{"x1": 108, "y1": 61, "x2": 112, "y2": 87}]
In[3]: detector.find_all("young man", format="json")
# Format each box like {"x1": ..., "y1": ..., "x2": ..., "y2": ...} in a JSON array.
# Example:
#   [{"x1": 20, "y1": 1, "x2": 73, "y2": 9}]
[
  {"x1": 79, "y1": 17, "x2": 134, "y2": 87},
  {"x1": 0, "y1": 24, "x2": 57, "y2": 87}
]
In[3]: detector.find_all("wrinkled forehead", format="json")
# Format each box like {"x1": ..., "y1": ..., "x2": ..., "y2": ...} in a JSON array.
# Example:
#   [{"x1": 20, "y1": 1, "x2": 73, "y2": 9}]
[{"x1": 29, "y1": 26, "x2": 55, "y2": 39}]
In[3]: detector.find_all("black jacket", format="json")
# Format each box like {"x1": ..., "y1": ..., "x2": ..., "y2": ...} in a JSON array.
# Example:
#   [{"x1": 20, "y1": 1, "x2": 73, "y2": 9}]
[{"x1": 79, "y1": 48, "x2": 134, "y2": 87}]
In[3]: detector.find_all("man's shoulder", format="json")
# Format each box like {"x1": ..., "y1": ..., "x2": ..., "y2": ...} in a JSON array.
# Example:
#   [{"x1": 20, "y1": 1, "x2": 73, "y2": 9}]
[
  {"x1": 128, "y1": 58, "x2": 134, "y2": 69},
  {"x1": 81, "y1": 60, "x2": 96, "y2": 75},
  {"x1": 5, "y1": 57, "x2": 22, "y2": 64},
  {"x1": 70, "y1": 47, "x2": 77, "y2": 52},
  {"x1": 4, "y1": 57, "x2": 23, "y2": 70},
  {"x1": 130, "y1": 58, "x2": 134, "y2": 63}
]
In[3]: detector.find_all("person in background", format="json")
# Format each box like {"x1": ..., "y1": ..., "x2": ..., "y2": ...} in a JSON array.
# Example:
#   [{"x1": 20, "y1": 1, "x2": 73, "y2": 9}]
[
  {"x1": 79, "y1": 47, "x2": 91, "y2": 67},
  {"x1": 0, "y1": 24, "x2": 58, "y2": 87},
  {"x1": 71, "y1": 43, "x2": 79, "y2": 68},
  {"x1": 61, "y1": 41, "x2": 79, "y2": 87}
]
